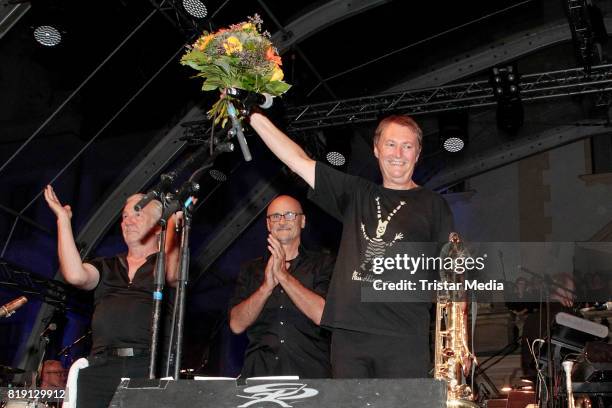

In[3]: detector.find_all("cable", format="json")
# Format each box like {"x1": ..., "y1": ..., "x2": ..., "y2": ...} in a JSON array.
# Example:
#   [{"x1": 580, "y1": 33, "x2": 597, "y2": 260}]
[{"x1": 529, "y1": 338, "x2": 549, "y2": 403}]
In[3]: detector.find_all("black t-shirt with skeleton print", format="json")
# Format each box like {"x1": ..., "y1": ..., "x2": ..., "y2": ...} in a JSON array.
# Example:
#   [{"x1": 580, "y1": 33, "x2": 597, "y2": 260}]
[{"x1": 309, "y1": 162, "x2": 454, "y2": 337}]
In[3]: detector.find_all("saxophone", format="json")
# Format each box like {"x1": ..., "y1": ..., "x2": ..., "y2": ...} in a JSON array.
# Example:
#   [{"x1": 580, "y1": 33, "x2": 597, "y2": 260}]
[
  {"x1": 562, "y1": 360, "x2": 592, "y2": 408},
  {"x1": 434, "y1": 232, "x2": 479, "y2": 408}
]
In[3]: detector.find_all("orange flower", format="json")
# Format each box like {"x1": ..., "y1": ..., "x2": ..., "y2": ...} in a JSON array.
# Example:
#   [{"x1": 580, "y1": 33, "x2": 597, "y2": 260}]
[
  {"x1": 265, "y1": 47, "x2": 282, "y2": 66},
  {"x1": 193, "y1": 34, "x2": 213, "y2": 51}
]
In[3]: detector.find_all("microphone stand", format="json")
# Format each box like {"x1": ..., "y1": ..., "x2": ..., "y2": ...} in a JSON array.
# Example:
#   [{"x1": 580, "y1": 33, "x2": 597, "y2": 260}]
[
  {"x1": 163, "y1": 140, "x2": 233, "y2": 378},
  {"x1": 173, "y1": 197, "x2": 193, "y2": 380},
  {"x1": 148, "y1": 211, "x2": 169, "y2": 379},
  {"x1": 32, "y1": 332, "x2": 50, "y2": 388}
]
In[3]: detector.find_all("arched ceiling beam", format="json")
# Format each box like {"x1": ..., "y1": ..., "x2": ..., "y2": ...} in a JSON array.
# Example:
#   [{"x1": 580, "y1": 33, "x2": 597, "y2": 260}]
[
  {"x1": 386, "y1": 17, "x2": 612, "y2": 91},
  {"x1": 271, "y1": 0, "x2": 390, "y2": 54},
  {"x1": 426, "y1": 121, "x2": 611, "y2": 190}
]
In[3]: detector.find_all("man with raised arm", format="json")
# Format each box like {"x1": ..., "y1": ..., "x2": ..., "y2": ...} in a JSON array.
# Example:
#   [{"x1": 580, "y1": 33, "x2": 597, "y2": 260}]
[
  {"x1": 248, "y1": 113, "x2": 454, "y2": 378},
  {"x1": 44, "y1": 185, "x2": 179, "y2": 408},
  {"x1": 229, "y1": 195, "x2": 334, "y2": 378}
]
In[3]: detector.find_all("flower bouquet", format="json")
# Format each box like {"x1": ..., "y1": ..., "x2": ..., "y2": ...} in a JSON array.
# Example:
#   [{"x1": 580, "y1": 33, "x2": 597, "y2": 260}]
[{"x1": 180, "y1": 15, "x2": 291, "y2": 128}]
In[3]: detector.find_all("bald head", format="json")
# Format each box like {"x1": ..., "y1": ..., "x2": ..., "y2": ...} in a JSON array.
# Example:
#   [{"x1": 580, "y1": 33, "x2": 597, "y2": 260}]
[
  {"x1": 267, "y1": 195, "x2": 303, "y2": 215},
  {"x1": 266, "y1": 195, "x2": 305, "y2": 245}
]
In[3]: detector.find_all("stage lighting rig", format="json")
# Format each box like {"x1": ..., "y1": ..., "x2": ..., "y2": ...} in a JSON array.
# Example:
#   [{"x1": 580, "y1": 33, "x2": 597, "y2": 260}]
[{"x1": 490, "y1": 65, "x2": 524, "y2": 132}]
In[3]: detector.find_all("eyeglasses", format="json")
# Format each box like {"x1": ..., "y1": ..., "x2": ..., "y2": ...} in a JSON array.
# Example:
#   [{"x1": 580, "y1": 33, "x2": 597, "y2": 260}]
[{"x1": 266, "y1": 212, "x2": 303, "y2": 222}]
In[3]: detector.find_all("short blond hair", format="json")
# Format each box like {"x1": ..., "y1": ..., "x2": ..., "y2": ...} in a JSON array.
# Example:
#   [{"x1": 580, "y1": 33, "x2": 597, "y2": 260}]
[{"x1": 373, "y1": 115, "x2": 423, "y2": 148}]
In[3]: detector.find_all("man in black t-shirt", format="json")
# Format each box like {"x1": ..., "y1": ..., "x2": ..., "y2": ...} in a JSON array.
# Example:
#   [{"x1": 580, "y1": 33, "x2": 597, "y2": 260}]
[
  {"x1": 248, "y1": 113, "x2": 453, "y2": 378},
  {"x1": 44, "y1": 186, "x2": 180, "y2": 408},
  {"x1": 229, "y1": 195, "x2": 333, "y2": 378}
]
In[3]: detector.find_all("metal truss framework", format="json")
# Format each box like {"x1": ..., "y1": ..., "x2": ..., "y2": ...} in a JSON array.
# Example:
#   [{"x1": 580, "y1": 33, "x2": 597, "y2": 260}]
[
  {"x1": 565, "y1": 0, "x2": 597, "y2": 71},
  {"x1": 147, "y1": 0, "x2": 203, "y2": 40},
  {"x1": 286, "y1": 64, "x2": 612, "y2": 132}
]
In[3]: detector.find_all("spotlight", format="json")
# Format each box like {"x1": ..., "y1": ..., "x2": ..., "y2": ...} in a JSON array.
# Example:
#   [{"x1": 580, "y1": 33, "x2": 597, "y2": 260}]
[
  {"x1": 209, "y1": 152, "x2": 231, "y2": 182},
  {"x1": 326, "y1": 151, "x2": 346, "y2": 167},
  {"x1": 209, "y1": 169, "x2": 227, "y2": 182},
  {"x1": 321, "y1": 128, "x2": 351, "y2": 168},
  {"x1": 439, "y1": 111, "x2": 468, "y2": 154},
  {"x1": 182, "y1": 0, "x2": 207, "y2": 18},
  {"x1": 443, "y1": 137, "x2": 464, "y2": 153},
  {"x1": 33, "y1": 25, "x2": 61, "y2": 47}
]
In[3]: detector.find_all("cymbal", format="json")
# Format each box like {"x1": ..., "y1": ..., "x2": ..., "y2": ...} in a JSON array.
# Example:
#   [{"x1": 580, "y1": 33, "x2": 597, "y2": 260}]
[{"x1": 0, "y1": 365, "x2": 25, "y2": 375}]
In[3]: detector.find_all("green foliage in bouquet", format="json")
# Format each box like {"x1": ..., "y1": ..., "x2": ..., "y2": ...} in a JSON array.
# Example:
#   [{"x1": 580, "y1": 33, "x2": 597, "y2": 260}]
[{"x1": 180, "y1": 15, "x2": 291, "y2": 128}]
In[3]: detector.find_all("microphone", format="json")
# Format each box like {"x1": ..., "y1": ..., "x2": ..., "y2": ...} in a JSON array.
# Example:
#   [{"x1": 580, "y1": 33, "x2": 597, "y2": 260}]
[
  {"x1": 161, "y1": 181, "x2": 201, "y2": 220},
  {"x1": 0, "y1": 296, "x2": 27, "y2": 318},
  {"x1": 134, "y1": 171, "x2": 178, "y2": 211},
  {"x1": 40, "y1": 322, "x2": 57, "y2": 338},
  {"x1": 227, "y1": 102, "x2": 252, "y2": 162},
  {"x1": 226, "y1": 88, "x2": 274, "y2": 109}
]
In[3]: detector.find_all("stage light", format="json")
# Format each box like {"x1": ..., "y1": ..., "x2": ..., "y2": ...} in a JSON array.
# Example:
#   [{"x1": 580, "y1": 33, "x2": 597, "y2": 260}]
[
  {"x1": 443, "y1": 137, "x2": 464, "y2": 153},
  {"x1": 182, "y1": 0, "x2": 207, "y2": 18},
  {"x1": 33, "y1": 25, "x2": 61, "y2": 47},
  {"x1": 318, "y1": 128, "x2": 352, "y2": 168},
  {"x1": 489, "y1": 65, "x2": 523, "y2": 132},
  {"x1": 439, "y1": 111, "x2": 468, "y2": 154},
  {"x1": 209, "y1": 169, "x2": 227, "y2": 182},
  {"x1": 326, "y1": 151, "x2": 346, "y2": 167}
]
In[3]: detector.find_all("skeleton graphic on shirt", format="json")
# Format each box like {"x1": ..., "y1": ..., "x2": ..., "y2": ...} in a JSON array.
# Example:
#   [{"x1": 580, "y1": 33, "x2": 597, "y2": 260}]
[{"x1": 353, "y1": 197, "x2": 407, "y2": 280}]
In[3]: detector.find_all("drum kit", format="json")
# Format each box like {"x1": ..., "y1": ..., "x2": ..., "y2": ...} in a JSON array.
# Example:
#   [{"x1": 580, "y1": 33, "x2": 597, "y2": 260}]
[
  {"x1": 1, "y1": 364, "x2": 66, "y2": 408},
  {"x1": 0, "y1": 366, "x2": 46, "y2": 408}
]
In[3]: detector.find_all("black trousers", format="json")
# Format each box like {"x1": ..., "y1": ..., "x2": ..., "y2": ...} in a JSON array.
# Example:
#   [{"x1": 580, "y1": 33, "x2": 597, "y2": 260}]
[
  {"x1": 330, "y1": 328, "x2": 430, "y2": 378},
  {"x1": 76, "y1": 354, "x2": 149, "y2": 408}
]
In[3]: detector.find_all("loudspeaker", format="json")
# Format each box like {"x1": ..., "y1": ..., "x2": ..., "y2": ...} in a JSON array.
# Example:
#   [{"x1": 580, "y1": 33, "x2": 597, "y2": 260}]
[{"x1": 109, "y1": 378, "x2": 447, "y2": 408}]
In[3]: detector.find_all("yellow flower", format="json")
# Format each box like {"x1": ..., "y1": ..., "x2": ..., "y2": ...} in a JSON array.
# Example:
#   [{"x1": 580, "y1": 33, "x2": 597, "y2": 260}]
[
  {"x1": 271, "y1": 65, "x2": 284, "y2": 81},
  {"x1": 193, "y1": 34, "x2": 213, "y2": 51},
  {"x1": 241, "y1": 23, "x2": 256, "y2": 31},
  {"x1": 223, "y1": 36, "x2": 243, "y2": 55}
]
